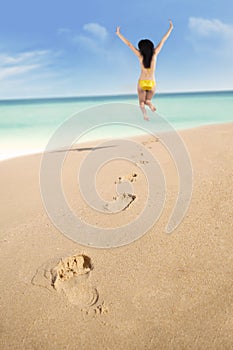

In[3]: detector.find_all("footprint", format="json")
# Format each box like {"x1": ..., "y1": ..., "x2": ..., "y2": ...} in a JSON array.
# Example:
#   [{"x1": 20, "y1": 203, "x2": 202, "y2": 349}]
[
  {"x1": 51, "y1": 254, "x2": 92, "y2": 287},
  {"x1": 139, "y1": 160, "x2": 149, "y2": 165},
  {"x1": 31, "y1": 255, "x2": 111, "y2": 315},
  {"x1": 104, "y1": 193, "x2": 136, "y2": 212},
  {"x1": 115, "y1": 173, "x2": 138, "y2": 184},
  {"x1": 50, "y1": 254, "x2": 99, "y2": 307},
  {"x1": 94, "y1": 301, "x2": 109, "y2": 315},
  {"x1": 142, "y1": 137, "x2": 159, "y2": 146},
  {"x1": 101, "y1": 174, "x2": 138, "y2": 213}
]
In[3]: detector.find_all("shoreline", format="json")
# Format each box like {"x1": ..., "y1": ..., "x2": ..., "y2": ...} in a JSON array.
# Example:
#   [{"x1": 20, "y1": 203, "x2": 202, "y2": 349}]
[{"x1": 1, "y1": 120, "x2": 232, "y2": 163}]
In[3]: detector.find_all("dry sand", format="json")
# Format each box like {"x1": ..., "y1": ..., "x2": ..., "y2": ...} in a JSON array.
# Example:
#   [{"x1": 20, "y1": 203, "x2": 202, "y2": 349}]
[{"x1": 0, "y1": 123, "x2": 233, "y2": 349}]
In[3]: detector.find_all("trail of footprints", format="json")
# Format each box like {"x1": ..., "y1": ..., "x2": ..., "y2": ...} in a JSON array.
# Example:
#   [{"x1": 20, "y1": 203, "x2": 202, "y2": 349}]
[
  {"x1": 33, "y1": 169, "x2": 154, "y2": 309},
  {"x1": 50, "y1": 175, "x2": 139, "y2": 303},
  {"x1": 33, "y1": 141, "x2": 161, "y2": 314},
  {"x1": 33, "y1": 171, "x2": 152, "y2": 311}
]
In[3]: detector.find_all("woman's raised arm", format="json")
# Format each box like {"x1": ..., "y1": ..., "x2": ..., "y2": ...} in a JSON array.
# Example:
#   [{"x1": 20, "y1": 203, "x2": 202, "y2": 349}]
[
  {"x1": 116, "y1": 26, "x2": 140, "y2": 57},
  {"x1": 154, "y1": 20, "x2": 173, "y2": 55}
]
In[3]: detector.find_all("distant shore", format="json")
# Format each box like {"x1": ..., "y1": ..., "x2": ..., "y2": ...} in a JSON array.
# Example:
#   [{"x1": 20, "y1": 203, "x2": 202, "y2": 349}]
[{"x1": 0, "y1": 88, "x2": 233, "y2": 103}]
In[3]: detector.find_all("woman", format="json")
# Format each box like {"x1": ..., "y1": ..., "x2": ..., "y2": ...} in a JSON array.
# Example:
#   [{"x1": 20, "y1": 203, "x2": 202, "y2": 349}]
[{"x1": 116, "y1": 20, "x2": 173, "y2": 120}]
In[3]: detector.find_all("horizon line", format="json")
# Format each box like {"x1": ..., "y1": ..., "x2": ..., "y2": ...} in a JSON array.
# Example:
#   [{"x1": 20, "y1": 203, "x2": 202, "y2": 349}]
[{"x1": 0, "y1": 89, "x2": 232, "y2": 102}]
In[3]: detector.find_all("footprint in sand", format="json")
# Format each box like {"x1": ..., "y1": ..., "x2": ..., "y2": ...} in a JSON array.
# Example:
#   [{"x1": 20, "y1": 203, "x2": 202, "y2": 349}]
[
  {"x1": 50, "y1": 254, "x2": 99, "y2": 307},
  {"x1": 103, "y1": 173, "x2": 137, "y2": 213},
  {"x1": 104, "y1": 193, "x2": 136, "y2": 212},
  {"x1": 142, "y1": 137, "x2": 159, "y2": 148},
  {"x1": 115, "y1": 173, "x2": 138, "y2": 184}
]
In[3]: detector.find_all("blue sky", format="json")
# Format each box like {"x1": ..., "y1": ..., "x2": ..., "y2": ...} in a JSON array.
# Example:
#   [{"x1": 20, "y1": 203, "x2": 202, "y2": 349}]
[{"x1": 0, "y1": 0, "x2": 233, "y2": 98}]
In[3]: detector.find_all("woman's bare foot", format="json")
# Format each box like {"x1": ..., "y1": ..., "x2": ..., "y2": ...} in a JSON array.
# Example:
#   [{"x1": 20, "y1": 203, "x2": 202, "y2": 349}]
[{"x1": 145, "y1": 100, "x2": 156, "y2": 112}]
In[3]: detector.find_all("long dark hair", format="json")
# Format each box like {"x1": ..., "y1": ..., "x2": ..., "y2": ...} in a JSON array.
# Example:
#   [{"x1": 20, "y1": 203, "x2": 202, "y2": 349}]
[{"x1": 138, "y1": 39, "x2": 154, "y2": 68}]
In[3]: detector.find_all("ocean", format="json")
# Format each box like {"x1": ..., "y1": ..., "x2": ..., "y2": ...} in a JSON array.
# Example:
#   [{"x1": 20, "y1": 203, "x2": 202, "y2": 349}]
[{"x1": 0, "y1": 91, "x2": 232, "y2": 161}]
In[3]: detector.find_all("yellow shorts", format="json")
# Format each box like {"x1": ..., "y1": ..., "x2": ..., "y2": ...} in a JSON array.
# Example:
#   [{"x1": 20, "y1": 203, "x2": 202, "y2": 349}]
[{"x1": 139, "y1": 80, "x2": 155, "y2": 91}]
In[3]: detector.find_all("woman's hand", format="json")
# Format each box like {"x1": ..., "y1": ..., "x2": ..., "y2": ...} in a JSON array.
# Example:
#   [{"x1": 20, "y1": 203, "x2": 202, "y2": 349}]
[
  {"x1": 116, "y1": 26, "x2": 121, "y2": 36},
  {"x1": 169, "y1": 20, "x2": 173, "y2": 30}
]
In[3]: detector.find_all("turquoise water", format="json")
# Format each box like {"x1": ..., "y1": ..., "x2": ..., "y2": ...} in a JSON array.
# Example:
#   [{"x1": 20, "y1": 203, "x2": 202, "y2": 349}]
[{"x1": 0, "y1": 91, "x2": 232, "y2": 161}]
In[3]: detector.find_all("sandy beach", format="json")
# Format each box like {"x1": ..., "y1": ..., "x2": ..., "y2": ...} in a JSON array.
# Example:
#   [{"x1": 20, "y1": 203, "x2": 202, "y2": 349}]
[{"x1": 0, "y1": 122, "x2": 233, "y2": 349}]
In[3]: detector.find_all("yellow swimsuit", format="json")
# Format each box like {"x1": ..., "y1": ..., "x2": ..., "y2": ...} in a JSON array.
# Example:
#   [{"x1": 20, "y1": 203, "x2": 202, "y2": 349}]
[{"x1": 139, "y1": 79, "x2": 155, "y2": 91}]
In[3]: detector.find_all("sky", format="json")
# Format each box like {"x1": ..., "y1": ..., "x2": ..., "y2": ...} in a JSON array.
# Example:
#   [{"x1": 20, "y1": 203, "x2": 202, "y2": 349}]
[{"x1": 0, "y1": 0, "x2": 233, "y2": 98}]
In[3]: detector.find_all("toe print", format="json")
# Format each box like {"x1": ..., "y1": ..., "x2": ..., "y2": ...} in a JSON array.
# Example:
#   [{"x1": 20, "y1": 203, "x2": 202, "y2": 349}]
[{"x1": 51, "y1": 254, "x2": 99, "y2": 307}]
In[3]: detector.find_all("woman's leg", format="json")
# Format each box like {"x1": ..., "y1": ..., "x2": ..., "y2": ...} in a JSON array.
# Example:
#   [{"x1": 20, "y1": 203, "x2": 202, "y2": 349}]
[
  {"x1": 137, "y1": 84, "x2": 149, "y2": 120},
  {"x1": 145, "y1": 86, "x2": 156, "y2": 112}
]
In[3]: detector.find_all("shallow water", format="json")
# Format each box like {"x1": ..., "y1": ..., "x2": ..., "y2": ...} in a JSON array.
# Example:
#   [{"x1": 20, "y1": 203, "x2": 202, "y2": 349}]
[{"x1": 0, "y1": 91, "x2": 232, "y2": 161}]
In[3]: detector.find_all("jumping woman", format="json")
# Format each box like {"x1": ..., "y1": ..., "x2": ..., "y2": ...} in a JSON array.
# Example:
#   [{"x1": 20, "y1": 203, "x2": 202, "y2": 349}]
[{"x1": 116, "y1": 20, "x2": 173, "y2": 120}]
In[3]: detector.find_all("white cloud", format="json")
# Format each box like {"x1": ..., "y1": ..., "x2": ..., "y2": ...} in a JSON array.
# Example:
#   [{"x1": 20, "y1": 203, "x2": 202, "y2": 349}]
[
  {"x1": 0, "y1": 50, "x2": 50, "y2": 65},
  {"x1": 67, "y1": 22, "x2": 129, "y2": 66},
  {"x1": 0, "y1": 50, "x2": 52, "y2": 81},
  {"x1": 0, "y1": 65, "x2": 40, "y2": 79},
  {"x1": 72, "y1": 23, "x2": 109, "y2": 55},
  {"x1": 188, "y1": 17, "x2": 233, "y2": 59},
  {"x1": 72, "y1": 22, "x2": 136, "y2": 80},
  {"x1": 188, "y1": 17, "x2": 233, "y2": 37},
  {"x1": 83, "y1": 23, "x2": 108, "y2": 41}
]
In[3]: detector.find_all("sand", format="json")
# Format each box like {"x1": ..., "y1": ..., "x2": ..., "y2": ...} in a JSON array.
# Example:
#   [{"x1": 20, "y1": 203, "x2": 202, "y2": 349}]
[{"x1": 0, "y1": 123, "x2": 233, "y2": 349}]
